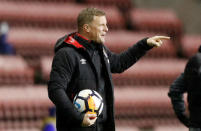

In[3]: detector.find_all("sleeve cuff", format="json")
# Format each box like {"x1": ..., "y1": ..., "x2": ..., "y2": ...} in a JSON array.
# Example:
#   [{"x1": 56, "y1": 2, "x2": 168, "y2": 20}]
[{"x1": 139, "y1": 37, "x2": 153, "y2": 50}]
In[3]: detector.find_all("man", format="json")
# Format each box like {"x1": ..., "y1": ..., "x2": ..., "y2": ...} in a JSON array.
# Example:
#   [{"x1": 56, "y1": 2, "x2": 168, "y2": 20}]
[
  {"x1": 168, "y1": 46, "x2": 201, "y2": 131},
  {"x1": 48, "y1": 7, "x2": 170, "y2": 131}
]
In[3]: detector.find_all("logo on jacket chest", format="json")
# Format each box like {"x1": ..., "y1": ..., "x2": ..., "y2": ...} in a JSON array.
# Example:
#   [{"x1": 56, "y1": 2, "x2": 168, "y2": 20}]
[{"x1": 80, "y1": 59, "x2": 87, "y2": 64}]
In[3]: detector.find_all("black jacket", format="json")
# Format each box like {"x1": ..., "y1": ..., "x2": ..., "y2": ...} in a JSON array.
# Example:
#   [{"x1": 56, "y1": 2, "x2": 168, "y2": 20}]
[
  {"x1": 48, "y1": 32, "x2": 151, "y2": 131},
  {"x1": 168, "y1": 46, "x2": 201, "y2": 128}
]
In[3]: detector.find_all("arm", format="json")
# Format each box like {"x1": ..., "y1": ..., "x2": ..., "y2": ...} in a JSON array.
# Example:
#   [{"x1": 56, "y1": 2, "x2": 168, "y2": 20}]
[
  {"x1": 106, "y1": 36, "x2": 170, "y2": 73},
  {"x1": 105, "y1": 38, "x2": 151, "y2": 73},
  {"x1": 168, "y1": 73, "x2": 189, "y2": 127},
  {"x1": 48, "y1": 48, "x2": 84, "y2": 125}
]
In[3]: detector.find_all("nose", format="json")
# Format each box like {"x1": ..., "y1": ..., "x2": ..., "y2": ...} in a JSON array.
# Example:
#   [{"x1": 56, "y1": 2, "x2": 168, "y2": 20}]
[{"x1": 104, "y1": 25, "x2": 108, "y2": 32}]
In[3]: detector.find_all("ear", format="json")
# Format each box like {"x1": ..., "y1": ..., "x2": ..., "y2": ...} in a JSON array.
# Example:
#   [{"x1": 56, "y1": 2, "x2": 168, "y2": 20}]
[{"x1": 83, "y1": 24, "x2": 90, "y2": 33}]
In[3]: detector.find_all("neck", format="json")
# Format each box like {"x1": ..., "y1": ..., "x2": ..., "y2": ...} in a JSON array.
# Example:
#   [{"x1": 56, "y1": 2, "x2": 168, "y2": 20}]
[{"x1": 78, "y1": 31, "x2": 91, "y2": 41}]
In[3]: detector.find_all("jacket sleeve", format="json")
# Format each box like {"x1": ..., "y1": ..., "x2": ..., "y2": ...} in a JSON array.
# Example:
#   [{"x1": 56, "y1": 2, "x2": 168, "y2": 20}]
[
  {"x1": 105, "y1": 38, "x2": 152, "y2": 73},
  {"x1": 168, "y1": 73, "x2": 189, "y2": 127},
  {"x1": 48, "y1": 48, "x2": 84, "y2": 125}
]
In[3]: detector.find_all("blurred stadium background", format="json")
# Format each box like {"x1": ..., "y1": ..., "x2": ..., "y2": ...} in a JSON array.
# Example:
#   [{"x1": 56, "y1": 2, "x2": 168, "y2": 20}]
[{"x1": 0, "y1": 0, "x2": 201, "y2": 130}]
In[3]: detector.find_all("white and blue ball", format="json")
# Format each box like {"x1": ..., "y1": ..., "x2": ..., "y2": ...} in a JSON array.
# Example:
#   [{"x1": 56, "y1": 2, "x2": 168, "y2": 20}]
[{"x1": 73, "y1": 89, "x2": 103, "y2": 116}]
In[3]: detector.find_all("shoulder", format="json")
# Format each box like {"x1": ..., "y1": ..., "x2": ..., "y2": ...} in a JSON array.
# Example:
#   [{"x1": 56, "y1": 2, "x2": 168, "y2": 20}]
[
  {"x1": 187, "y1": 53, "x2": 201, "y2": 67},
  {"x1": 57, "y1": 46, "x2": 77, "y2": 54},
  {"x1": 194, "y1": 53, "x2": 201, "y2": 61},
  {"x1": 184, "y1": 53, "x2": 201, "y2": 77},
  {"x1": 51, "y1": 46, "x2": 79, "y2": 70},
  {"x1": 54, "y1": 46, "x2": 79, "y2": 61}
]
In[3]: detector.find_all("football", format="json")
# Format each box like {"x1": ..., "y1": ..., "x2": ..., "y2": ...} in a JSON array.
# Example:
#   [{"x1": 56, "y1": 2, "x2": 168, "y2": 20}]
[{"x1": 73, "y1": 89, "x2": 103, "y2": 118}]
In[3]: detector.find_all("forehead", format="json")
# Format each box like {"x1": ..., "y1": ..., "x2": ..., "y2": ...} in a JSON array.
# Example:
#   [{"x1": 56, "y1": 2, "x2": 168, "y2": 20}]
[{"x1": 92, "y1": 16, "x2": 107, "y2": 24}]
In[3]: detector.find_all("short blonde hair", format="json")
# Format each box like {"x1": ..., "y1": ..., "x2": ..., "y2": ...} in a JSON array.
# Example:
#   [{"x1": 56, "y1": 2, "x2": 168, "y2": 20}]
[{"x1": 77, "y1": 8, "x2": 105, "y2": 30}]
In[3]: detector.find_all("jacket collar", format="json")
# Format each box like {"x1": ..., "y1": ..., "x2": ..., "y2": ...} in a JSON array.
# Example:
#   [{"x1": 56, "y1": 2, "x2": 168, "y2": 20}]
[
  {"x1": 64, "y1": 32, "x2": 102, "y2": 50},
  {"x1": 64, "y1": 33, "x2": 85, "y2": 49}
]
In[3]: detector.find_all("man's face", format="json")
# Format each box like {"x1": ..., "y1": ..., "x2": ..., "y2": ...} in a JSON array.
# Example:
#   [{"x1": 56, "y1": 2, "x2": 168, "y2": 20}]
[{"x1": 88, "y1": 16, "x2": 108, "y2": 44}]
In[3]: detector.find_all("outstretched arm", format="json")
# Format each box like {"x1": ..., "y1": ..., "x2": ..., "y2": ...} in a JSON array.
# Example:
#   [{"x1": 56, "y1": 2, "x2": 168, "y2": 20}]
[{"x1": 105, "y1": 36, "x2": 170, "y2": 73}]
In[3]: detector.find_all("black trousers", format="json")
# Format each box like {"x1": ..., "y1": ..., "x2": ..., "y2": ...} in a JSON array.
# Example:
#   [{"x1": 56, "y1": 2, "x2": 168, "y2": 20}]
[{"x1": 190, "y1": 128, "x2": 201, "y2": 131}]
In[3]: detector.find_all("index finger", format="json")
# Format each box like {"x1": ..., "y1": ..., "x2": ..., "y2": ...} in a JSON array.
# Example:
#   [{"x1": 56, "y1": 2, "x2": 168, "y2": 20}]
[{"x1": 155, "y1": 36, "x2": 170, "y2": 40}]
